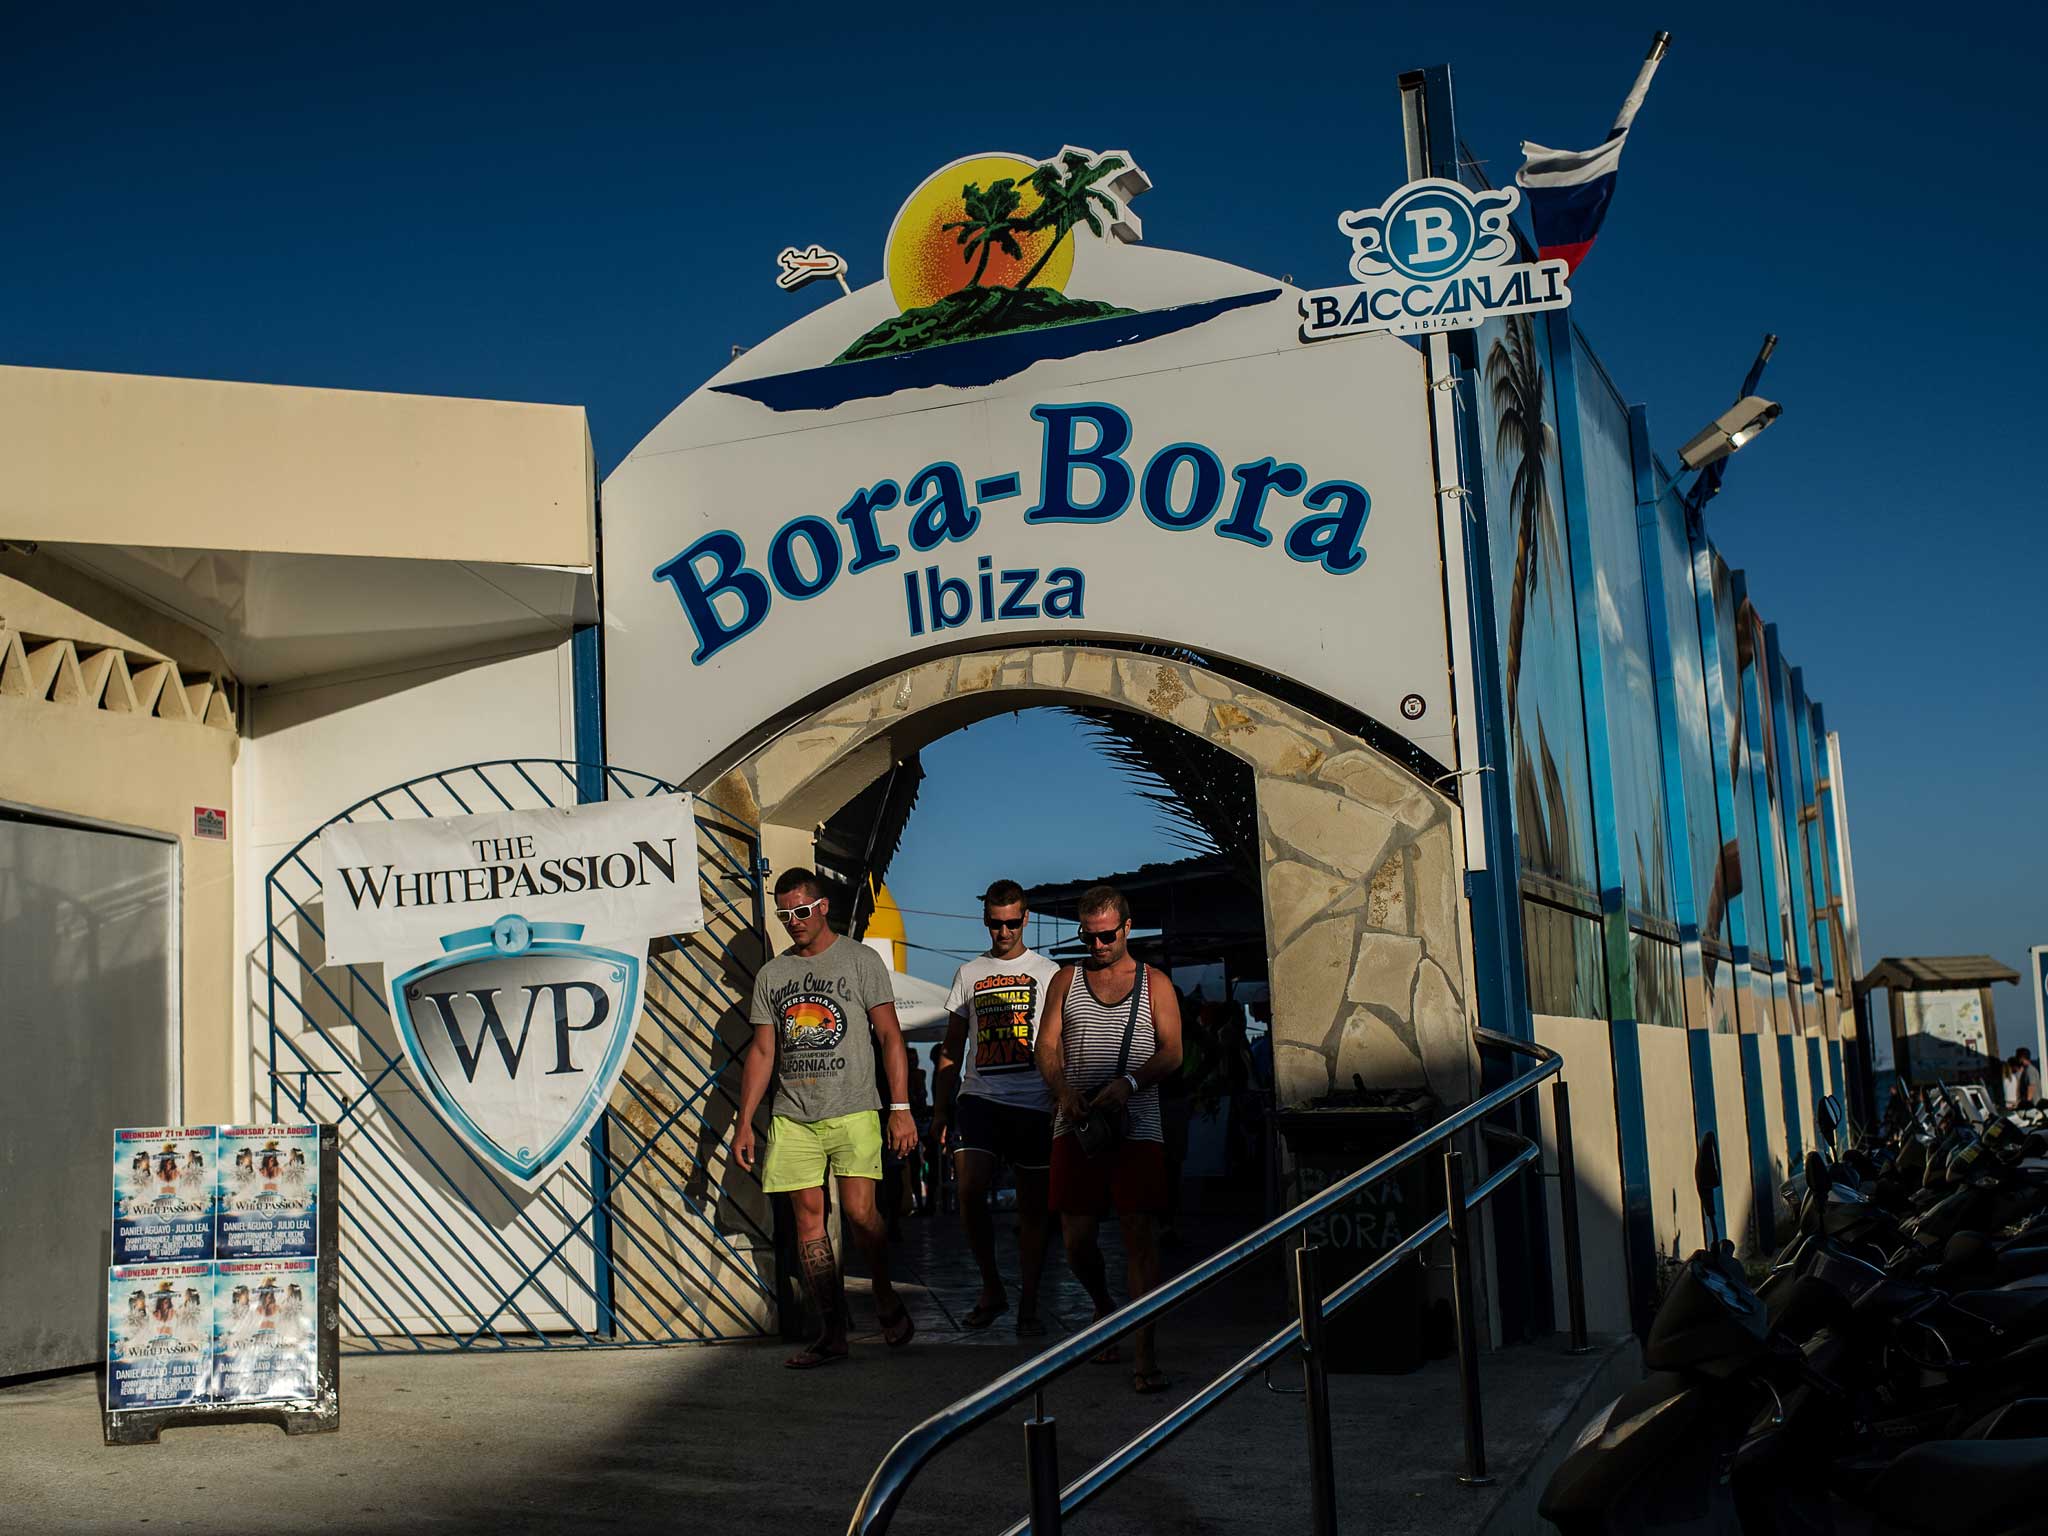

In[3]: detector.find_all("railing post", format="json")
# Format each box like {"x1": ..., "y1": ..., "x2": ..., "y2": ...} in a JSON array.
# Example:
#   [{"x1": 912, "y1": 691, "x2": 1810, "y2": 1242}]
[
  {"x1": 1025, "y1": 1393, "x2": 1061, "y2": 1534},
  {"x1": 1443, "y1": 1147, "x2": 1493, "y2": 1487},
  {"x1": 1295, "y1": 1244, "x2": 1338, "y2": 1536},
  {"x1": 1553, "y1": 1080, "x2": 1591, "y2": 1353}
]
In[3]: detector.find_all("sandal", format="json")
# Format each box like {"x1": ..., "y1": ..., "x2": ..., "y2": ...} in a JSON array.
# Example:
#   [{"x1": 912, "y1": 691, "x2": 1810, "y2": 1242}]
[
  {"x1": 1015, "y1": 1313, "x2": 1047, "y2": 1338},
  {"x1": 963, "y1": 1296, "x2": 1009, "y2": 1330},
  {"x1": 1132, "y1": 1367, "x2": 1172, "y2": 1395},
  {"x1": 784, "y1": 1341, "x2": 849, "y2": 1370},
  {"x1": 878, "y1": 1304, "x2": 917, "y2": 1349},
  {"x1": 1089, "y1": 1308, "x2": 1119, "y2": 1364}
]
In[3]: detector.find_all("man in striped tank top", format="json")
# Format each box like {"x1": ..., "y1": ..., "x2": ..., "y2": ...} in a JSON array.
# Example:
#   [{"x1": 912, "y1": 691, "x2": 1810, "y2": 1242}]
[{"x1": 1035, "y1": 885, "x2": 1183, "y2": 1394}]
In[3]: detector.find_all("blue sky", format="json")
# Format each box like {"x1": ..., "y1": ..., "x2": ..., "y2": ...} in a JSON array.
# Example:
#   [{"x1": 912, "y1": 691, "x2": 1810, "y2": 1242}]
[{"x1": 8, "y1": 4, "x2": 2044, "y2": 1004}]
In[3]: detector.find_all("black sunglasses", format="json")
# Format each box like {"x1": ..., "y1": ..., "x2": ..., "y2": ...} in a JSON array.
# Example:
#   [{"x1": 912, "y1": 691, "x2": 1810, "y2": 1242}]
[
  {"x1": 1079, "y1": 924, "x2": 1124, "y2": 946},
  {"x1": 985, "y1": 917, "x2": 1025, "y2": 930}
]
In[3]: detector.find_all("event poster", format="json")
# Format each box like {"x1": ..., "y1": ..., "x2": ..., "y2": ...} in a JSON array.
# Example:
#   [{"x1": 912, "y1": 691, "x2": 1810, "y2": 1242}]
[
  {"x1": 212, "y1": 1257, "x2": 319, "y2": 1404},
  {"x1": 112, "y1": 1126, "x2": 218, "y2": 1264},
  {"x1": 107, "y1": 1262, "x2": 213, "y2": 1409},
  {"x1": 215, "y1": 1125, "x2": 319, "y2": 1260}
]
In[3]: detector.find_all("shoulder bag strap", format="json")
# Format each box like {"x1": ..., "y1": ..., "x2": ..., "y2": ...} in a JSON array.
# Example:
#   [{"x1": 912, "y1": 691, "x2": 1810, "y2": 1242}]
[{"x1": 1113, "y1": 966, "x2": 1145, "y2": 1080}]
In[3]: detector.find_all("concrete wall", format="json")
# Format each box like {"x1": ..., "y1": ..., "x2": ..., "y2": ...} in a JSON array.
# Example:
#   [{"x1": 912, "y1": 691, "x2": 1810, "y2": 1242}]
[
  {"x1": 0, "y1": 588, "x2": 238, "y2": 1122},
  {"x1": 0, "y1": 364, "x2": 593, "y2": 567},
  {"x1": 233, "y1": 639, "x2": 580, "y2": 1113},
  {"x1": 1638, "y1": 1026, "x2": 1704, "y2": 1263},
  {"x1": 1533, "y1": 1014, "x2": 1631, "y2": 1336},
  {"x1": 1789, "y1": 1037, "x2": 1814, "y2": 1164},
  {"x1": 1708, "y1": 1033, "x2": 1759, "y2": 1254},
  {"x1": 1755, "y1": 1034, "x2": 1790, "y2": 1214}
]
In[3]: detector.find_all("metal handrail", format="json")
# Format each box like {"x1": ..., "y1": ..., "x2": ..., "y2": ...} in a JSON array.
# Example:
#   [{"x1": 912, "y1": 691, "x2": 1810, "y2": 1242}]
[{"x1": 849, "y1": 1028, "x2": 1583, "y2": 1534}]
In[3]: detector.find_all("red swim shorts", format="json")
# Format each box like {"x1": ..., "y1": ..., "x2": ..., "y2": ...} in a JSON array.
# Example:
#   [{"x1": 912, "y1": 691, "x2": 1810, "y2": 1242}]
[{"x1": 1048, "y1": 1133, "x2": 1168, "y2": 1216}]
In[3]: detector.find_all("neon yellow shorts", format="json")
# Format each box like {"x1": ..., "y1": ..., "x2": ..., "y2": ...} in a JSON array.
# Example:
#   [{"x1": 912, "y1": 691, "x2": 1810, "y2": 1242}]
[{"x1": 760, "y1": 1111, "x2": 882, "y2": 1192}]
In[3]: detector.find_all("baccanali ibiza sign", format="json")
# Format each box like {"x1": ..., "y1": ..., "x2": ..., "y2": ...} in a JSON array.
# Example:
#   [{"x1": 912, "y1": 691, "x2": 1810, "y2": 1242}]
[
  {"x1": 1298, "y1": 178, "x2": 1572, "y2": 341},
  {"x1": 318, "y1": 798, "x2": 703, "y2": 1187},
  {"x1": 602, "y1": 146, "x2": 1458, "y2": 780}
]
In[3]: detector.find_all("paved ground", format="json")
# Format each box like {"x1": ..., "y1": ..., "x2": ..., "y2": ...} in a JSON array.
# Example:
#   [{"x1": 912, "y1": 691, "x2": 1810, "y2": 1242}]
[{"x1": 3, "y1": 1204, "x2": 1630, "y2": 1534}]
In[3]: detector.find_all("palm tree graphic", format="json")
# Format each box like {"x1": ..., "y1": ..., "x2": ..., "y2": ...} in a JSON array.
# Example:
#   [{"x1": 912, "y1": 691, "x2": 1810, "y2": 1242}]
[
  {"x1": 1486, "y1": 314, "x2": 1562, "y2": 728},
  {"x1": 1014, "y1": 149, "x2": 1131, "y2": 291},
  {"x1": 943, "y1": 179, "x2": 1026, "y2": 287}
]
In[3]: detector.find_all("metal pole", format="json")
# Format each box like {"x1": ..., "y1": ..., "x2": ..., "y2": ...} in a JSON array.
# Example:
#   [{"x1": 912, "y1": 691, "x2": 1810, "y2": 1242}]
[
  {"x1": 1444, "y1": 1148, "x2": 1493, "y2": 1486},
  {"x1": 1553, "y1": 1081, "x2": 1591, "y2": 1353},
  {"x1": 1025, "y1": 1397, "x2": 1062, "y2": 1534},
  {"x1": 1295, "y1": 1244, "x2": 1338, "y2": 1536}
]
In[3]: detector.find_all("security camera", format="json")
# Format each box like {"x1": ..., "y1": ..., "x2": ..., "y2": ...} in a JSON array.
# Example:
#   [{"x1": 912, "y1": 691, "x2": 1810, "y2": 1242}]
[{"x1": 1678, "y1": 395, "x2": 1782, "y2": 471}]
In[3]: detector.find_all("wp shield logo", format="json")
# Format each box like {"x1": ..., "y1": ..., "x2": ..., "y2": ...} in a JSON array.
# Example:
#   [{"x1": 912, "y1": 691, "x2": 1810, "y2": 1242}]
[
  {"x1": 390, "y1": 917, "x2": 642, "y2": 1188},
  {"x1": 1298, "y1": 178, "x2": 1572, "y2": 340}
]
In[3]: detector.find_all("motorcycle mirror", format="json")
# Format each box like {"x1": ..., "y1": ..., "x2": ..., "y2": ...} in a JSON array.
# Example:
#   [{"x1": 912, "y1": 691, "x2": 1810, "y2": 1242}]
[
  {"x1": 1816, "y1": 1095, "x2": 1841, "y2": 1151},
  {"x1": 1805, "y1": 1149, "x2": 1831, "y2": 1200}
]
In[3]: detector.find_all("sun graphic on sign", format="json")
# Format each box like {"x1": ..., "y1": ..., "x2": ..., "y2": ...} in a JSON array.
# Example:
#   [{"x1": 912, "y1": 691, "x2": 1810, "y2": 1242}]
[{"x1": 884, "y1": 153, "x2": 1076, "y2": 312}]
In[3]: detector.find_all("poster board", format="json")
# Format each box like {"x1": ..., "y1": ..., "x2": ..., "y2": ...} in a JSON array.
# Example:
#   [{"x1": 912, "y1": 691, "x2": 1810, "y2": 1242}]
[{"x1": 103, "y1": 1124, "x2": 339, "y2": 1446}]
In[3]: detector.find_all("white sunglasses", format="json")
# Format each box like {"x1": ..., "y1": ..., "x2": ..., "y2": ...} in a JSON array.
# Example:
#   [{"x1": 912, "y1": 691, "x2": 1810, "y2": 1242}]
[{"x1": 775, "y1": 899, "x2": 825, "y2": 923}]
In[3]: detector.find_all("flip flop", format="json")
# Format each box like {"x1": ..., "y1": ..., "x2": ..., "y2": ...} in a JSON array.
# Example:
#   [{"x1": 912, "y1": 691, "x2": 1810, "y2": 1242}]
[
  {"x1": 878, "y1": 1304, "x2": 917, "y2": 1349},
  {"x1": 1132, "y1": 1367, "x2": 1172, "y2": 1395},
  {"x1": 784, "y1": 1342, "x2": 849, "y2": 1370},
  {"x1": 963, "y1": 1297, "x2": 1009, "y2": 1330},
  {"x1": 1089, "y1": 1309, "x2": 1119, "y2": 1363},
  {"x1": 1015, "y1": 1313, "x2": 1047, "y2": 1338}
]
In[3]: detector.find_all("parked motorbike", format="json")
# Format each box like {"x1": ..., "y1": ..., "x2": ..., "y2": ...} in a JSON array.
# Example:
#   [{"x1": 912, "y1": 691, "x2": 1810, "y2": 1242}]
[{"x1": 1541, "y1": 1119, "x2": 2048, "y2": 1535}]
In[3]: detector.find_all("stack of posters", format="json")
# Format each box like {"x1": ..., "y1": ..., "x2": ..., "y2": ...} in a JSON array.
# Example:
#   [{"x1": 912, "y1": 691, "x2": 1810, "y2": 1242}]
[{"x1": 105, "y1": 1123, "x2": 322, "y2": 1414}]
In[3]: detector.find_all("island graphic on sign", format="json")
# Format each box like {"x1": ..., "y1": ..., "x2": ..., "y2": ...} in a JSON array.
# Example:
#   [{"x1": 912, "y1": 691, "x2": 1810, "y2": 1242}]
[
  {"x1": 840, "y1": 147, "x2": 1144, "y2": 360},
  {"x1": 718, "y1": 146, "x2": 1279, "y2": 411}
]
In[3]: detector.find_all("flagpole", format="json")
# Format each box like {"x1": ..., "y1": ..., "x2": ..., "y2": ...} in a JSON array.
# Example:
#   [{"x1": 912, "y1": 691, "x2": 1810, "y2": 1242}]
[{"x1": 1610, "y1": 30, "x2": 1672, "y2": 137}]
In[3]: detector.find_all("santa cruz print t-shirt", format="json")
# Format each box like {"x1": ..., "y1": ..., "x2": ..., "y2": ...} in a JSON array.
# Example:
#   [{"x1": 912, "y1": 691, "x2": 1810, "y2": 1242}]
[
  {"x1": 945, "y1": 950, "x2": 1059, "y2": 1110},
  {"x1": 749, "y1": 936, "x2": 895, "y2": 1124}
]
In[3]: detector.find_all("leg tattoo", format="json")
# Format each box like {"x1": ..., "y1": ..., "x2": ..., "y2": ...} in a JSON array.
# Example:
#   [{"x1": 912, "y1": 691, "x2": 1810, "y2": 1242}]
[{"x1": 799, "y1": 1233, "x2": 845, "y2": 1338}]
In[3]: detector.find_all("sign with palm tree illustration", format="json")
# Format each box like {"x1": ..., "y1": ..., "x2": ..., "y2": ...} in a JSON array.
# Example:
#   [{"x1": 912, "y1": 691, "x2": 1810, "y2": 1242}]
[{"x1": 836, "y1": 147, "x2": 1150, "y2": 362}]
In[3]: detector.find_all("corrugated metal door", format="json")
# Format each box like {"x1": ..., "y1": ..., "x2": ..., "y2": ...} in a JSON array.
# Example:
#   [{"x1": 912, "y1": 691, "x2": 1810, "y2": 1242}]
[{"x1": 0, "y1": 809, "x2": 179, "y2": 1376}]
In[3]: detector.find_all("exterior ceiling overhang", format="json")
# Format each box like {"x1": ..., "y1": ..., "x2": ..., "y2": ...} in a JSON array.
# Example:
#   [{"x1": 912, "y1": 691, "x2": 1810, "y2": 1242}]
[
  {"x1": 0, "y1": 364, "x2": 596, "y2": 684},
  {"x1": 36, "y1": 542, "x2": 594, "y2": 685}
]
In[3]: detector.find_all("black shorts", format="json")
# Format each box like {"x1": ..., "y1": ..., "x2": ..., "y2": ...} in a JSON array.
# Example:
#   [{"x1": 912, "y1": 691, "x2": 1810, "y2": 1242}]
[{"x1": 954, "y1": 1093, "x2": 1053, "y2": 1172}]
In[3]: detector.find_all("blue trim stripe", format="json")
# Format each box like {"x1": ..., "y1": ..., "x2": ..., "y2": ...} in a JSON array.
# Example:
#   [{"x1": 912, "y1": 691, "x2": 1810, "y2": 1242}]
[
  {"x1": 1736, "y1": 1031, "x2": 1774, "y2": 1249},
  {"x1": 1427, "y1": 58, "x2": 1551, "y2": 1342},
  {"x1": 1549, "y1": 312, "x2": 1654, "y2": 1334},
  {"x1": 1778, "y1": 1033, "x2": 1804, "y2": 1169},
  {"x1": 570, "y1": 623, "x2": 615, "y2": 1338},
  {"x1": 1628, "y1": 405, "x2": 1720, "y2": 1231}
]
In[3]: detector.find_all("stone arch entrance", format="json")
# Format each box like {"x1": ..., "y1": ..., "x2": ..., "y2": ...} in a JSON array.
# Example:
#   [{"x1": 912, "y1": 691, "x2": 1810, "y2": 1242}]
[{"x1": 698, "y1": 644, "x2": 1477, "y2": 1110}]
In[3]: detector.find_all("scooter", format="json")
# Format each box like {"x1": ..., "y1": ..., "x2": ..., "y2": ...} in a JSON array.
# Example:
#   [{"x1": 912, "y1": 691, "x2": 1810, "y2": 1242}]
[{"x1": 1539, "y1": 1133, "x2": 2048, "y2": 1535}]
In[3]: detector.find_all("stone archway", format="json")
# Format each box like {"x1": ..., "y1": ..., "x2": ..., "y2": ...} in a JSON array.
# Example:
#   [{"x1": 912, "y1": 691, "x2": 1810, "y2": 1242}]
[{"x1": 699, "y1": 644, "x2": 1478, "y2": 1110}]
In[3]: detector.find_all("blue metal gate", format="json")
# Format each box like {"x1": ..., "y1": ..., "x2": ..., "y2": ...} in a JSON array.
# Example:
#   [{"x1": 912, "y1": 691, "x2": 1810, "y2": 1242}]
[{"x1": 262, "y1": 759, "x2": 775, "y2": 1351}]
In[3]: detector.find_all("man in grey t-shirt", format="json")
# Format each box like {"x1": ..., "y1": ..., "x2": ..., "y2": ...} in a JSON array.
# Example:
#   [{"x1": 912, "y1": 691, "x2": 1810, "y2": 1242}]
[{"x1": 735, "y1": 868, "x2": 918, "y2": 1368}]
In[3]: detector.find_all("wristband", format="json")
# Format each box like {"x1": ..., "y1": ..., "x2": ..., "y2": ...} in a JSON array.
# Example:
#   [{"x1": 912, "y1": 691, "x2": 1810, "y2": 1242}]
[
  {"x1": 888, "y1": 1102, "x2": 911, "y2": 1111},
  {"x1": 1122, "y1": 1074, "x2": 1140, "y2": 1096}
]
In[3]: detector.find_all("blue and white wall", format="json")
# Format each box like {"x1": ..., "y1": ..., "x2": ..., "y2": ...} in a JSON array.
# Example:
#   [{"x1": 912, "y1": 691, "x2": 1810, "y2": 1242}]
[{"x1": 1454, "y1": 300, "x2": 1859, "y2": 1333}]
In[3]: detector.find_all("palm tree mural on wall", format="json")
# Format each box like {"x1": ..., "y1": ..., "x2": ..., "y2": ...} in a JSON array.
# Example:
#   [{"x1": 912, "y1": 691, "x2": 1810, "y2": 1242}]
[
  {"x1": 1485, "y1": 312, "x2": 1584, "y2": 901},
  {"x1": 838, "y1": 149, "x2": 1138, "y2": 362},
  {"x1": 1487, "y1": 313, "x2": 1562, "y2": 730}
]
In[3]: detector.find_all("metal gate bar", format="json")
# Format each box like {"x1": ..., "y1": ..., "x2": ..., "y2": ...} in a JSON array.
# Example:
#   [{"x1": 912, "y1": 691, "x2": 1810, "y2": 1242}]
[{"x1": 262, "y1": 760, "x2": 774, "y2": 1352}]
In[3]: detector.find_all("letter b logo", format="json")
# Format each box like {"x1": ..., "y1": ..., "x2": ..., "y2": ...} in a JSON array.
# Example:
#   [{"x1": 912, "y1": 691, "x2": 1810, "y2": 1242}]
[
  {"x1": 1404, "y1": 208, "x2": 1458, "y2": 263},
  {"x1": 1384, "y1": 187, "x2": 1474, "y2": 280}
]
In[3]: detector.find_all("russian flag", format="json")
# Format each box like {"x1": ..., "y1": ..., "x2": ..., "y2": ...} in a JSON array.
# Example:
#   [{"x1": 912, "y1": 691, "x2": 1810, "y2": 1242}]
[{"x1": 1517, "y1": 32, "x2": 1669, "y2": 273}]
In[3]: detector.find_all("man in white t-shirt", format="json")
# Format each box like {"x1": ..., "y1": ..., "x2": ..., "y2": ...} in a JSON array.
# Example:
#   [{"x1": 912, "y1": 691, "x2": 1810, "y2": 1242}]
[{"x1": 932, "y1": 879, "x2": 1060, "y2": 1335}]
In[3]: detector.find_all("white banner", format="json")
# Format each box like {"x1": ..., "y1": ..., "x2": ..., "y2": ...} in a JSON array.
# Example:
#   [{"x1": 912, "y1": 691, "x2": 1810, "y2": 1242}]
[{"x1": 315, "y1": 796, "x2": 702, "y2": 967}]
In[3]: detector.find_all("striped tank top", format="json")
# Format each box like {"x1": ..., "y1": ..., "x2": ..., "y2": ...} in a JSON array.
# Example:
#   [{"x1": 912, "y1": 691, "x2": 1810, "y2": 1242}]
[{"x1": 1053, "y1": 965, "x2": 1163, "y2": 1144}]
